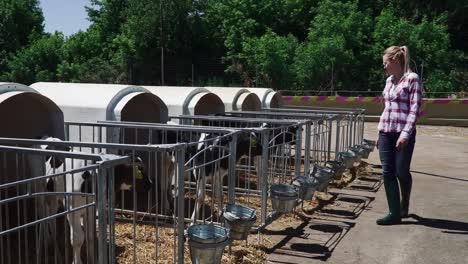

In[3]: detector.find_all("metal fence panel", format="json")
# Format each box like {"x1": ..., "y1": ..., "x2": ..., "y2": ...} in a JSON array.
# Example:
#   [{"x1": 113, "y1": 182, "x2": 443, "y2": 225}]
[{"x1": 0, "y1": 143, "x2": 128, "y2": 264}]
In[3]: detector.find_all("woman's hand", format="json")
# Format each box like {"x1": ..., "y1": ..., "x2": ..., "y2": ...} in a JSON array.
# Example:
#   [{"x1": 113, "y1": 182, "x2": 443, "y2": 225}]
[{"x1": 396, "y1": 138, "x2": 408, "y2": 151}]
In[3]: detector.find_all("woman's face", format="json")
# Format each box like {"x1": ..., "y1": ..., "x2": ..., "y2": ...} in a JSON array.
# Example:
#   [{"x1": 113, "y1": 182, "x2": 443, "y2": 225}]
[{"x1": 382, "y1": 54, "x2": 401, "y2": 76}]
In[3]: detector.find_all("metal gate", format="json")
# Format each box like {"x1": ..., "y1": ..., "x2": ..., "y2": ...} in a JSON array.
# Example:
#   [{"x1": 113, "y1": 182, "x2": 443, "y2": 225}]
[{"x1": 0, "y1": 142, "x2": 128, "y2": 264}]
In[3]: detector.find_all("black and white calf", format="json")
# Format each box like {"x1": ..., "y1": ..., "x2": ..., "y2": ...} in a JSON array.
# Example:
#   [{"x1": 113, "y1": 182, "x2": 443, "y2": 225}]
[
  {"x1": 185, "y1": 132, "x2": 262, "y2": 222},
  {"x1": 38, "y1": 138, "x2": 150, "y2": 264}
]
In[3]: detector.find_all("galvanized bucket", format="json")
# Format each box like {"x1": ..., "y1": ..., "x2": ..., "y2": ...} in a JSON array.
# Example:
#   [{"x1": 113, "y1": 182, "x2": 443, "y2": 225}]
[
  {"x1": 325, "y1": 160, "x2": 346, "y2": 180},
  {"x1": 349, "y1": 146, "x2": 362, "y2": 162},
  {"x1": 223, "y1": 204, "x2": 257, "y2": 240},
  {"x1": 363, "y1": 139, "x2": 376, "y2": 152},
  {"x1": 187, "y1": 224, "x2": 230, "y2": 264},
  {"x1": 270, "y1": 184, "x2": 298, "y2": 213},
  {"x1": 292, "y1": 176, "x2": 319, "y2": 200},
  {"x1": 337, "y1": 151, "x2": 356, "y2": 169},
  {"x1": 310, "y1": 165, "x2": 334, "y2": 191},
  {"x1": 356, "y1": 144, "x2": 371, "y2": 159}
]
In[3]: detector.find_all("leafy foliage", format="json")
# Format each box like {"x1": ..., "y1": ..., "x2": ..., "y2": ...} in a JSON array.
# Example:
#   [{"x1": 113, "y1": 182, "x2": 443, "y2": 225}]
[
  {"x1": 0, "y1": 0, "x2": 465, "y2": 96},
  {"x1": 2, "y1": 33, "x2": 64, "y2": 84},
  {"x1": 0, "y1": 0, "x2": 44, "y2": 74}
]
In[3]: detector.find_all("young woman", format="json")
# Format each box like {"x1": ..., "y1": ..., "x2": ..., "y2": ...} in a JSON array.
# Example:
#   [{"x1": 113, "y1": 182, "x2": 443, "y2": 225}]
[{"x1": 377, "y1": 46, "x2": 423, "y2": 225}]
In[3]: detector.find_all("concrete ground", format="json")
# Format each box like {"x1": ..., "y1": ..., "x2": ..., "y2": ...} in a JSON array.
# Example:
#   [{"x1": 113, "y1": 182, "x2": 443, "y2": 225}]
[{"x1": 266, "y1": 123, "x2": 468, "y2": 264}]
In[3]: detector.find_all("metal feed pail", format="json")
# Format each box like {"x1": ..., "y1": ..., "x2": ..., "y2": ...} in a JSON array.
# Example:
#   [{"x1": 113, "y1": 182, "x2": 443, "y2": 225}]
[
  {"x1": 363, "y1": 139, "x2": 376, "y2": 152},
  {"x1": 187, "y1": 224, "x2": 230, "y2": 264},
  {"x1": 356, "y1": 144, "x2": 371, "y2": 159},
  {"x1": 223, "y1": 204, "x2": 257, "y2": 240},
  {"x1": 337, "y1": 151, "x2": 356, "y2": 169},
  {"x1": 292, "y1": 176, "x2": 319, "y2": 200},
  {"x1": 325, "y1": 160, "x2": 346, "y2": 180},
  {"x1": 310, "y1": 165, "x2": 334, "y2": 191},
  {"x1": 270, "y1": 184, "x2": 298, "y2": 213},
  {"x1": 349, "y1": 146, "x2": 362, "y2": 162}
]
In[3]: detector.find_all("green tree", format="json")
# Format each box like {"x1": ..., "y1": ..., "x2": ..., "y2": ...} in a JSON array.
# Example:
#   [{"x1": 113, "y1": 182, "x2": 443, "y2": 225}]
[
  {"x1": 387, "y1": 0, "x2": 467, "y2": 50},
  {"x1": 242, "y1": 30, "x2": 298, "y2": 89},
  {"x1": 0, "y1": 0, "x2": 44, "y2": 74},
  {"x1": 3, "y1": 33, "x2": 64, "y2": 84},
  {"x1": 293, "y1": 0, "x2": 372, "y2": 92},
  {"x1": 372, "y1": 8, "x2": 463, "y2": 95},
  {"x1": 204, "y1": 0, "x2": 319, "y2": 85},
  {"x1": 57, "y1": 28, "x2": 124, "y2": 83}
]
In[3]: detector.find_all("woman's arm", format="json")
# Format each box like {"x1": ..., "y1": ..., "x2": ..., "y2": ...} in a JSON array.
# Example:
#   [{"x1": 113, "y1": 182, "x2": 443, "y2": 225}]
[{"x1": 400, "y1": 74, "x2": 423, "y2": 140}]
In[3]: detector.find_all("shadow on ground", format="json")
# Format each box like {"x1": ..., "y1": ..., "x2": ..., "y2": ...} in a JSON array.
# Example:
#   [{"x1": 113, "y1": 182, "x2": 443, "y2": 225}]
[
  {"x1": 263, "y1": 216, "x2": 357, "y2": 262},
  {"x1": 315, "y1": 192, "x2": 375, "y2": 220},
  {"x1": 264, "y1": 190, "x2": 376, "y2": 262},
  {"x1": 402, "y1": 214, "x2": 468, "y2": 235}
]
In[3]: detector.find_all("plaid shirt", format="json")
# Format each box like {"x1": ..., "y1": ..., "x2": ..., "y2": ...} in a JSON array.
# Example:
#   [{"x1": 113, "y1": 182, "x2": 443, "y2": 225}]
[{"x1": 378, "y1": 72, "x2": 423, "y2": 140}]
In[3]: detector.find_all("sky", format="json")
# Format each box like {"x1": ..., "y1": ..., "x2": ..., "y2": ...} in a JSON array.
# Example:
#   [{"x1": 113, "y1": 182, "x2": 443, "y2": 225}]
[{"x1": 39, "y1": 0, "x2": 92, "y2": 36}]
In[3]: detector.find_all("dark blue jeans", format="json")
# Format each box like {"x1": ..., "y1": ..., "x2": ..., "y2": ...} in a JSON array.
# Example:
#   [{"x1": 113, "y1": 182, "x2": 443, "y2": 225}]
[{"x1": 378, "y1": 131, "x2": 416, "y2": 211}]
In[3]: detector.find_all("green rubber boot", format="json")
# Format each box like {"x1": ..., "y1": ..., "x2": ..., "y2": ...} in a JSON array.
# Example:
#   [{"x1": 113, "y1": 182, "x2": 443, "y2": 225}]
[
  {"x1": 400, "y1": 180, "x2": 412, "y2": 218},
  {"x1": 377, "y1": 177, "x2": 401, "y2": 225}
]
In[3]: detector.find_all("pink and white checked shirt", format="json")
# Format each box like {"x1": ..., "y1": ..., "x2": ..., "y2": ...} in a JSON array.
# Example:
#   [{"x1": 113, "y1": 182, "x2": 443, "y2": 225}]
[{"x1": 378, "y1": 72, "x2": 423, "y2": 140}]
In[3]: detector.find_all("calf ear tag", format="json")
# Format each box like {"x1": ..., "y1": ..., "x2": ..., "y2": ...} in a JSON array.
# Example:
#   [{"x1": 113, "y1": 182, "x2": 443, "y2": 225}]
[
  {"x1": 135, "y1": 168, "x2": 144, "y2": 180},
  {"x1": 250, "y1": 138, "x2": 257, "y2": 148}
]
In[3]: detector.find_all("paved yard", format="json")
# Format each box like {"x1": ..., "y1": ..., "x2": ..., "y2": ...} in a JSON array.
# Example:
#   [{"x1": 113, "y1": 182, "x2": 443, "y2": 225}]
[{"x1": 266, "y1": 123, "x2": 468, "y2": 264}]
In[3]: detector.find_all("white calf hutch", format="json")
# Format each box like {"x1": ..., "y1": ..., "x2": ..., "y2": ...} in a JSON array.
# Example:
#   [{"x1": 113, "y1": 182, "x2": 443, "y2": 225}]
[
  {"x1": 30, "y1": 82, "x2": 168, "y2": 124},
  {"x1": 30, "y1": 82, "x2": 169, "y2": 145},
  {"x1": 204, "y1": 87, "x2": 262, "y2": 111},
  {"x1": 142, "y1": 86, "x2": 225, "y2": 119},
  {"x1": 245, "y1": 87, "x2": 284, "y2": 109},
  {"x1": 205, "y1": 86, "x2": 282, "y2": 109},
  {"x1": 0, "y1": 83, "x2": 64, "y2": 217}
]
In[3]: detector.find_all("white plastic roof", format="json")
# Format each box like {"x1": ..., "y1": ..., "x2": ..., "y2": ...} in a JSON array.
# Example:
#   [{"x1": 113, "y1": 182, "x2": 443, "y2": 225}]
[
  {"x1": 204, "y1": 86, "x2": 282, "y2": 109},
  {"x1": 31, "y1": 82, "x2": 168, "y2": 123},
  {"x1": 205, "y1": 87, "x2": 261, "y2": 111}
]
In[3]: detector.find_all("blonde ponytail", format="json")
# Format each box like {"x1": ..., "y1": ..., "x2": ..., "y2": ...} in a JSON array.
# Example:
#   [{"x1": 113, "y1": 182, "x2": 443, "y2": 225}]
[
  {"x1": 400, "y1": 46, "x2": 412, "y2": 74},
  {"x1": 383, "y1": 45, "x2": 412, "y2": 74}
]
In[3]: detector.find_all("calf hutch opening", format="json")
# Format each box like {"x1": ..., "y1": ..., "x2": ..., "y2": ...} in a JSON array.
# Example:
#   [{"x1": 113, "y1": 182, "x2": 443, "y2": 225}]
[
  {"x1": 205, "y1": 87, "x2": 262, "y2": 111},
  {"x1": 143, "y1": 86, "x2": 225, "y2": 119},
  {"x1": 246, "y1": 87, "x2": 283, "y2": 109},
  {"x1": 0, "y1": 83, "x2": 64, "y2": 140}
]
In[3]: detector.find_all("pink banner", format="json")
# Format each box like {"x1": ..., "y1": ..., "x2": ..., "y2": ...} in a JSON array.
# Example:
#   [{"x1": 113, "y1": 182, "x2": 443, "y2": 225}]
[
  {"x1": 432, "y1": 99, "x2": 451, "y2": 104},
  {"x1": 335, "y1": 96, "x2": 347, "y2": 102},
  {"x1": 354, "y1": 96, "x2": 364, "y2": 102},
  {"x1": 317, "y1": 96, "x2": 328, "y2": 101}
]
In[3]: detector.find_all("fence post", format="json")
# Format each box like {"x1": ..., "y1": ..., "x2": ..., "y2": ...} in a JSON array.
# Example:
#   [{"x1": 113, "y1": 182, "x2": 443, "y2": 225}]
[
  {"x1": 304, "y1": 123, "x2": 311, "y2": 173},
  {"x1": 327, "y1": 119, "x2": 333, "y2": 161},
  {"x1": 97, "y1": 165, "x2": 108, "y2": 264},
  {"x1": 294, "y1": 125, "x2": 302, "y2": 177},
  {"x1": 260, "y1": 131, "x2": 269, "y2": 226},
  {"x1": 228, "y1": 133, "x2": 238, "y2": 205},
  {"x1": 335, "y1": 119, "x2": 341, "y2": 157},
  {"x1": 176, "y1": 147, "x2": 186, "y2": 264}
]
